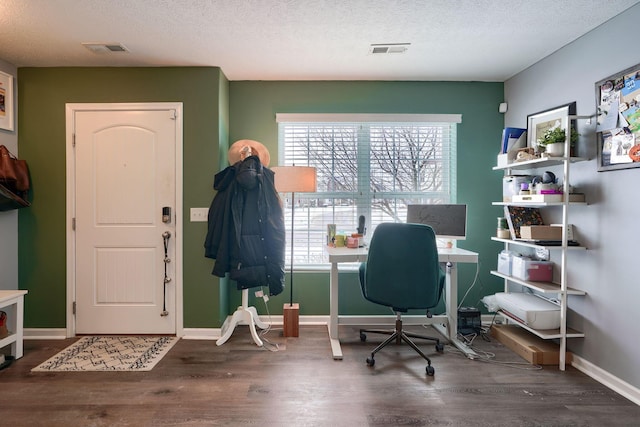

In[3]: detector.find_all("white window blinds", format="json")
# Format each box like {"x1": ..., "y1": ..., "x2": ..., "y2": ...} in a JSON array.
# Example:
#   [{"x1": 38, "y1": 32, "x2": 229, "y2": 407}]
[{"x1": 276, "y1": 114, "x2": 460, "y2": 265}]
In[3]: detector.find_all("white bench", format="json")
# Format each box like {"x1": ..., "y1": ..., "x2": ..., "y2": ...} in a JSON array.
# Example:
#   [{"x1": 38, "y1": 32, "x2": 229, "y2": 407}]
[{"x1": 0, "y1": 290, "x2": 28, "y2": 359}]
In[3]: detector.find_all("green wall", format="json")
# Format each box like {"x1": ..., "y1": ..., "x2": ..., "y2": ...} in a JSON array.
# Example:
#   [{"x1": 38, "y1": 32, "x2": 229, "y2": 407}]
[
  {"x1": 229, "y1": 81, "x2": 506, "y2": 315},
  {"x1": 18, "y1": 67, "x2": 226, "y2": 328},
  {"x1": 17, "y1": 70, "x2": 506, "y2": 329}
]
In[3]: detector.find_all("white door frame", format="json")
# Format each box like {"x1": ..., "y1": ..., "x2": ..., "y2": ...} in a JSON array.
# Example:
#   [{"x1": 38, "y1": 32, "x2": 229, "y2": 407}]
[{"x1": 65, "y1": 102, "x2": 184, "y2": 338}]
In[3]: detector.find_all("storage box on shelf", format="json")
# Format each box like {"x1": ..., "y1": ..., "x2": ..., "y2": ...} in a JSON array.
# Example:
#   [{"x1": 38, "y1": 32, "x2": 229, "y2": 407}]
[
  {"x1": 511, "y1": 257, "x2": 553, "y2": 282},
  {"x1": 512, "y1": 193, "x2": 562, "y2": 203},
  {"x1": 509, "y1": 193, "x2": 586, "y2": 204},
  {"x1": 502, "y1": 175, "x2": 533, "y2": 202},
  {"x1": 497, "y1": 250, "x2": 514, "y2": 276},
  {"x1": 492, "y1": 249, "x2": 585, "y2": 294},
  {"x1": 520, "y1": 225, "x2": 562, "y2": 240},
  {"x1": 498, "y1": 251, "x2": 554, "y2": 283}
]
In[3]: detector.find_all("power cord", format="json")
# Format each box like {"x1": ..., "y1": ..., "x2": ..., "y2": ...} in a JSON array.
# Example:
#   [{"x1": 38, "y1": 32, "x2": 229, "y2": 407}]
[
  {"x1": 457, "y1": 259, "x2": 483, "y2": 310},
  {"x1": 416, "y1": 310, "x2": 541, "y2": 370},
  {"x1": 255, "y1": 287, "x2": 280, "y2": 352},
  {"x1": 453, "y1": 314, "x2": 542, "y2": 370},
  {"x1": 447, "y1": 331, "x2": 543, "y2": 371}
]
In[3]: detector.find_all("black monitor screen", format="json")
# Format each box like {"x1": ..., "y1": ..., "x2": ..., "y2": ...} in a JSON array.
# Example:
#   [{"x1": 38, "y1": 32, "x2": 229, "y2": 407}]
[{"x1": 406, "y1": 204, "x2": 467, "y2": 240}]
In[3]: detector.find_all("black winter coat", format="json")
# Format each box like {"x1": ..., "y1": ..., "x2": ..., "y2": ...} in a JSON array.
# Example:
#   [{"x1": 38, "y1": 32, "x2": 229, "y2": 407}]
[{"x1": 204, "y1": 155, "x2": 286, "y2": 296}]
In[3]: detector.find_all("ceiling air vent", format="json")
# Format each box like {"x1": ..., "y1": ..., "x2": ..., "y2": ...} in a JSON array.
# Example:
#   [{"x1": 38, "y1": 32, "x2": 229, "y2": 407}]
[
  {"x1": 82, "y1": 42, "x2": 130, "y2": 54},
  {"x1": 369, "y1": 43, "x2": 410, "y2": 54}
]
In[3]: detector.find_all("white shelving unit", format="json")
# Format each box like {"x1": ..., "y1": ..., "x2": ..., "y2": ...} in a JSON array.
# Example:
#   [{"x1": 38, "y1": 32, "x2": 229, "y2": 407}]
[
  {"x1": 492, "y1": 132, "x2": 587, "y2": 370},
  {"x1": 0, "y1": 290, "x2": 28, "y2": 360}
]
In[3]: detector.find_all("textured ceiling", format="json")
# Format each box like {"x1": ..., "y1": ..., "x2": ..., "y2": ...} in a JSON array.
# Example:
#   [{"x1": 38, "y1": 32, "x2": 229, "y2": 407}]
[{"x1": 0, "y1": 0, "x2": 638, "y2": 81}]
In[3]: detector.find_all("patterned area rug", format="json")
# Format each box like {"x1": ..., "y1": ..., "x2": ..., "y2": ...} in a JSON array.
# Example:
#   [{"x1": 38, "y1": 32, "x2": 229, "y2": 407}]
[{"x1": 32, "y1": 336, "x2": 179, "y2": 372}]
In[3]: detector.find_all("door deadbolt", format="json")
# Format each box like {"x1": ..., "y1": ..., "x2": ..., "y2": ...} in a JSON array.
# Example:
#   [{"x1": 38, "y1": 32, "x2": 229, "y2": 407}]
[{"x1": 162, "y1": 207, "x2": 171, "y2": 223}]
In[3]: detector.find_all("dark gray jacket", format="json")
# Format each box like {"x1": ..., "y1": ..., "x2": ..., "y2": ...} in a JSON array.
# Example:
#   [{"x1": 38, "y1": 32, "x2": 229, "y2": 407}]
[{"x1": 204, "y1": 155, "x2": 285, "y2": 296}]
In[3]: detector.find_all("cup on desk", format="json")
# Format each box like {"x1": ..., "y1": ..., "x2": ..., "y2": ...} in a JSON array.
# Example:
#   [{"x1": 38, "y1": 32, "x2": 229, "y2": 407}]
[
  {"x1": 335, "y1": 234, "x2": 346, "y2": 247},
  {"x1": 346, "y1": 236, "x2": 359, "y2": 248}
]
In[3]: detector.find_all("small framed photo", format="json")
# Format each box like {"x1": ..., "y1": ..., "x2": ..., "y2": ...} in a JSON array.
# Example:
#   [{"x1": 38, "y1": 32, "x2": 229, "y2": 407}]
[
  {"x1": 527, "y1": 102, "x2": 576, "y2": 153},
  {"x1": 0, "y1": 71, "x2": 14, "y2": 131}
]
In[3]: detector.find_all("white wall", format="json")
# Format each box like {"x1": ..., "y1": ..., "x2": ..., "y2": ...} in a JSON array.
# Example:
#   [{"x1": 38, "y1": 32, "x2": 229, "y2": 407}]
[
  {"x1": 505, "y1": 5, "x2": 640, "y2": 388},
  {"x1": 0, "y1": 58, "x2": 18, "y2": 290}
]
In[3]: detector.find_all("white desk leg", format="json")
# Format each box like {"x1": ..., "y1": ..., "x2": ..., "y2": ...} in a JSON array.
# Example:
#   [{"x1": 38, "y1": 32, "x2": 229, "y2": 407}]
[
  {"x1": 434, "y1": 263, "x2": 453, "y2": 342},
  {"x1": 328, "y1": 261, "x2": 343, "y2": 359},
  {"x1": 448, "y1": 262, "x2": 457, "y2": 339},
  {"x1": 434, "y1": 262, "x2": 478, "y2": 359}
]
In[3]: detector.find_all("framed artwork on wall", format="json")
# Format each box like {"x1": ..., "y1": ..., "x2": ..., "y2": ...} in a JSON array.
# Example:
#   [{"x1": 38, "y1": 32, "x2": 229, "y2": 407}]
[
  {"x1": 595, "y1": 62, "x2": 640, "y2": 172},
  {"x1": 526, "y1": 102, "x2": 576, "y2": 155},
  {"x1": 0, "y1": 71, "x2": 14, "y2": 132}
]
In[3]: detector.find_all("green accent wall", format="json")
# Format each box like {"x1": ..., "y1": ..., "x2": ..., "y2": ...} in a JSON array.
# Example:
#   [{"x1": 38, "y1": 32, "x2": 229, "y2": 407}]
[
  {"x1": 17, "y1": 70, "x2": 506, "y2": 329},
  {"x1": 18, "y1": 67, "x2": 226, "y2": 328},
  {"x1": 229, "y1": 81, "x2": 507, "y2": 315}
]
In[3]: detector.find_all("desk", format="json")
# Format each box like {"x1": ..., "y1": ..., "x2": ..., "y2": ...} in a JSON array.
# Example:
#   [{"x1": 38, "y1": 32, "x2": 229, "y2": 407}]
[
  {"x1": 326, "y1": 246, "x2": 478, "y2": 360},
  {"x1": 0, "y1": 290, "x2": 28, "y2": 359}
]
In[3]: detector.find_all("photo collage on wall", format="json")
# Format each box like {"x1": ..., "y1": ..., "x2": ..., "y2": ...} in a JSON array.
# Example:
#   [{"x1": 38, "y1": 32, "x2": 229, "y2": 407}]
[{"x1": 596, "y1": 62, "x2": 640, "y2": 171}]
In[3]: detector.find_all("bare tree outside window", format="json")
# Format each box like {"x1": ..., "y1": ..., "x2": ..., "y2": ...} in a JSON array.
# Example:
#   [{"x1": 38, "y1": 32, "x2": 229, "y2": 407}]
[{"x1": 279, "y1": 121, "x2": 456, "y2": 265}]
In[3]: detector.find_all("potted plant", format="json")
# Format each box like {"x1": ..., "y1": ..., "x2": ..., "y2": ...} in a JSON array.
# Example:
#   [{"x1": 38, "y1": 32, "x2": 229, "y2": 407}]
[{"x1": 536, "y1": 126, "x2": 578, "y2": 157}]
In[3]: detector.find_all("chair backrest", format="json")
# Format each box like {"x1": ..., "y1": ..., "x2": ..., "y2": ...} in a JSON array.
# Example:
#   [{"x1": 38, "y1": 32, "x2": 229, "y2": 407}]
[{"x1": 359, "y1": 222, "x2": 444, "y2": 311}]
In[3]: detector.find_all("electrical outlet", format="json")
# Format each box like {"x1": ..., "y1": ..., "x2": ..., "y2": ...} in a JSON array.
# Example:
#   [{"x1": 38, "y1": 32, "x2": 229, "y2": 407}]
[{"x1": 190, "y1": 207, "x2": 209, "y2": 222}]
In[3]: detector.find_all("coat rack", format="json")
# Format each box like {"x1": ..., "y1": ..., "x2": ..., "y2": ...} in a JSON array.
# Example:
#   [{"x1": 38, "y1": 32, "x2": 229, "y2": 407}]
[
  {"x1": 216, "y1": 288, "x2": 268, "y2": 347},
  {"x1": 215, "y1": 139, "x2": 274, "y2": 347}
]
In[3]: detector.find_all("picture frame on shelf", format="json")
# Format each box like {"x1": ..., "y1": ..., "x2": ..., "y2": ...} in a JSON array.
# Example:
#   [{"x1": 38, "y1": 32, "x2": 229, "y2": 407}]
[
  {"x1": 503, "y1": 205, "x2": 544, "y2": 240},
  {"x1": 0, "y1": 71, "x2": 14, "y2": 132},
  {"x1": 527, "y1": 102, "x2": 576, "y2": 155},
  {"x1": 595, "y1": 62, "x2": 640, "y2": 172}
]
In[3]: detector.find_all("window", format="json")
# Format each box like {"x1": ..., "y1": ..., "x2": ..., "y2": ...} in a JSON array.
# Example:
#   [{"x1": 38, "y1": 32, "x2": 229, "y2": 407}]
[{"x1": 276, "y1": 114, "x2": 461, "y2": 266}]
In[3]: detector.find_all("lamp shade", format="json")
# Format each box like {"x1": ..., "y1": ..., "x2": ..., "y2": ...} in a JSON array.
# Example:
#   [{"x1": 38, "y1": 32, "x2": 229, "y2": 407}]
[{"x1": 271, "y1": 166, "x2": 317, "y2": 193}]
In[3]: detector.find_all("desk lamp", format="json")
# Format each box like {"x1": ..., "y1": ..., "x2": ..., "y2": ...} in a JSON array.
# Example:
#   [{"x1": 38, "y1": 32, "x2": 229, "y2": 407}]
[{"x1": 271, "y1": 166, "x2": 317, "y2": 337}]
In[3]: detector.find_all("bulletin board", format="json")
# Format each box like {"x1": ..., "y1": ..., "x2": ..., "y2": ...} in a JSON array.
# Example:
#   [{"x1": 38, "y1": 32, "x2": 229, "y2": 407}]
[{"x1": 595, "y1": 62, "x2": 640, "y2": 171}]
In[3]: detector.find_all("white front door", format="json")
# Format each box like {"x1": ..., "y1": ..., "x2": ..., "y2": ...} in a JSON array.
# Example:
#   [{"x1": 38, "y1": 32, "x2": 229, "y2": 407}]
[{"x1": 69, "y1": 104, "x2": 182, "y2": 335}]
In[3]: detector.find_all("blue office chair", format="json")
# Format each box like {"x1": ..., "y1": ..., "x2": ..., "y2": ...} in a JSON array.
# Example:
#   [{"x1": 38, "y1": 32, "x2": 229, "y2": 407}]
[{"x1": 359, "y1": 222, "x2": 446, "y2": 376}]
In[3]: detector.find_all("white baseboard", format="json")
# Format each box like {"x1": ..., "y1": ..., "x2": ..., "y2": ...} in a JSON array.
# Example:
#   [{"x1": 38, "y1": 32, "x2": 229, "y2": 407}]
[
  {"x1": 571, "y1": 354, "x2": 640, "y2": 406},
  {"x1": 17, "y1": 315, "x2": 513, "y2": 341},
  {"x1": 181, "y1": 328, "x2": 221, "y2": 340},
  {"x1": 24, "y1": 328, "x2": 67, "y2": 340},
  {"x1": 259, "y1": 314, "x2": 330, "y2": 325}
]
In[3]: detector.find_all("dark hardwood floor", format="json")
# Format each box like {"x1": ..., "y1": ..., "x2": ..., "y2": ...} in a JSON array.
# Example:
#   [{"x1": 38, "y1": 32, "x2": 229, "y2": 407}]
[{"x1": 1, "y1": 325, "x2": 638, "y2": 426}]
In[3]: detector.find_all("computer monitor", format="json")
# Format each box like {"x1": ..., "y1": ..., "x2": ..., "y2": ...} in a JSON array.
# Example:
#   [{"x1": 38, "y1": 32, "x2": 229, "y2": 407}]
[{"x1": 406, "y1": 204, "x2": 467, "y2": 240}]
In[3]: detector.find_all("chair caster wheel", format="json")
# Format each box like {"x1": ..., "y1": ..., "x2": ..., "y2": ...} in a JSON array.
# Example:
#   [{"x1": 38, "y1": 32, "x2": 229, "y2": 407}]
[
  {"x1": 366, "y1": 357, "x2": 375, "y2": 367},
  {"x1": 360, "y1": 332, "x2": 367, "y2": 342},
  {"x1": 426, "y1": 365, "x2": 435, "y2": 376},
  {"x1": 436, "y1": 342, "x2": 444, "y2": 352}
]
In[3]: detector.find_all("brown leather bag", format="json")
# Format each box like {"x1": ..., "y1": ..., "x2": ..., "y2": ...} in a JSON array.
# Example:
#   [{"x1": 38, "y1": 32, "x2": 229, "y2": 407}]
[{"x1": 0, "y1": 145, "x2": 30, "y2": 192}]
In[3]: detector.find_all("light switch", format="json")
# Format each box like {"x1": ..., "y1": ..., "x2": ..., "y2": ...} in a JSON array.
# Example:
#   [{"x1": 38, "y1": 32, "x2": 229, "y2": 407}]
[{"x1": 190, "y1": 207, "x2": 209, "y2": 222}]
